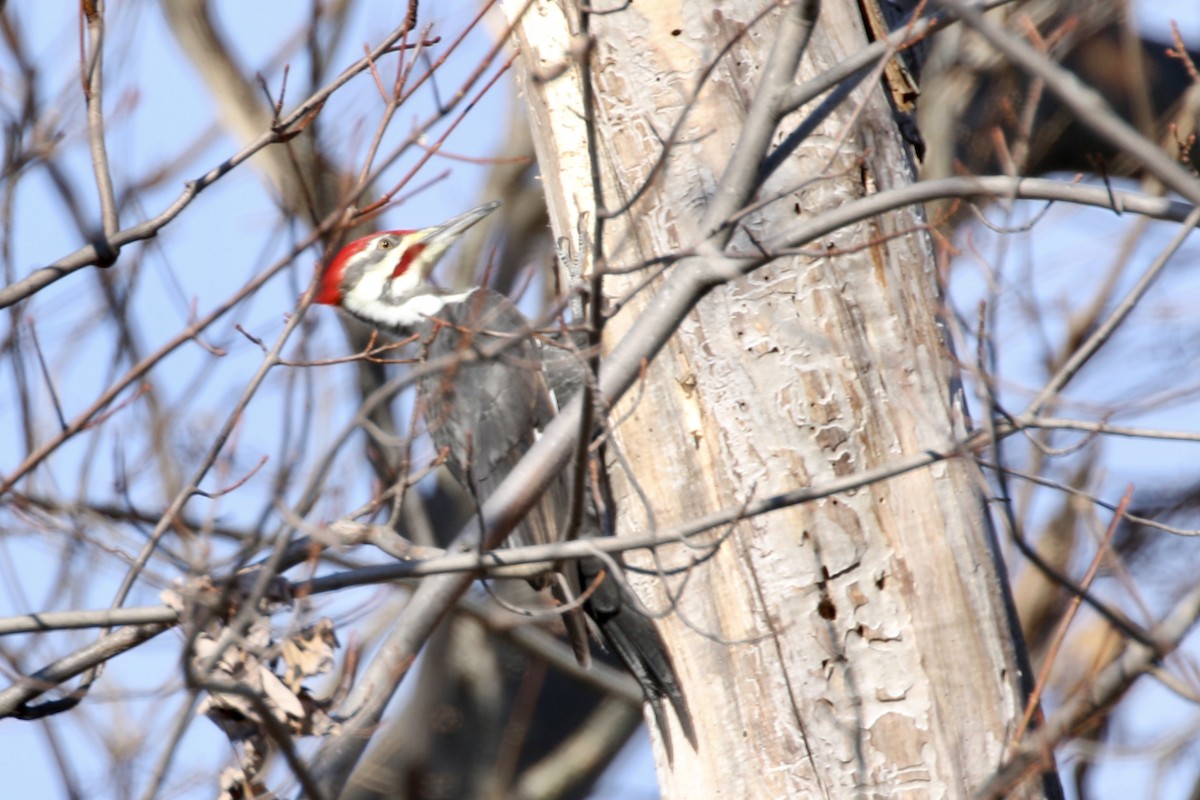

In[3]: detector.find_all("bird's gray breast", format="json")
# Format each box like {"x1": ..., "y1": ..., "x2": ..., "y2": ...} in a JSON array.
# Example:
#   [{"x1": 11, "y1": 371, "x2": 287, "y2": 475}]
[{"x1": 415, "y1": 289, "x2": 563, "y2": 547}]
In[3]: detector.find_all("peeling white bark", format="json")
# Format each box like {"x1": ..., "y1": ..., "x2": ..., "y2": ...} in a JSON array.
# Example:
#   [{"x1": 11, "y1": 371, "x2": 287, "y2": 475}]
[{"x1": 505, "y1": 1, "x2": 1046, "y2": 797}]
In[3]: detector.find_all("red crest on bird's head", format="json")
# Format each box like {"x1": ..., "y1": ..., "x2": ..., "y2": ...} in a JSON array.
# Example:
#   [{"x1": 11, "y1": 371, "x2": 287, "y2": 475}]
[{"x1": 316, "y1": 235, "x2": 368, "y2": 305}]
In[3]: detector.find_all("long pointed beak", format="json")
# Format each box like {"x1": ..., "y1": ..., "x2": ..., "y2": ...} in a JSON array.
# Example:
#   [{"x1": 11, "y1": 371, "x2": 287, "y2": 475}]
[
  {"x1": 408, "y1": 200, "x2": 502, "y2": 282},
  {"x1": 417, "y1": 200, "x2": 502, "y2": 249}
]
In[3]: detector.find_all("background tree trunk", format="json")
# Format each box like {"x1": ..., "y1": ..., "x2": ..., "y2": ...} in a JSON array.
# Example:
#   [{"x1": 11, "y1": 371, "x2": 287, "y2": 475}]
[{"x1": 509, "y1": 1, "x2": 1052, "y2": 796}]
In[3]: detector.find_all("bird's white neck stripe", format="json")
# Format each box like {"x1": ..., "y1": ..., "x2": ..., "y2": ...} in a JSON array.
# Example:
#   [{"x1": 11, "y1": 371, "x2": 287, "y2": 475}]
[{"x1": 346, "y1": 289, "x2": 475, "y2": 332}]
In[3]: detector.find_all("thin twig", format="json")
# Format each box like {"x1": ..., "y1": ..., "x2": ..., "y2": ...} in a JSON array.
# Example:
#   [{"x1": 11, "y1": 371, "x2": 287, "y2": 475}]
[
  {"x1": 81, "y1": 0, "x2": 119, "y2": 249},
  {"x1": 0, "y1": 13, "x2": 422, "y2": 308}
]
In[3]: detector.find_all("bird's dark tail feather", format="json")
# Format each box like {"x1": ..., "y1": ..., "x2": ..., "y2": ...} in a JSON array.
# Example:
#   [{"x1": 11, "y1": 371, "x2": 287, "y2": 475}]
[{"x1": 578, "y1": 555, "x2": 695, "y2": 759}]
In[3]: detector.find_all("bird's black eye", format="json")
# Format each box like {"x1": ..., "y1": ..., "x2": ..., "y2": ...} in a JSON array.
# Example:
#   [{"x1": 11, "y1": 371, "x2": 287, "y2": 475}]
[{"x1": 378, "y1": 239, "x2": 392, "y2": 250}]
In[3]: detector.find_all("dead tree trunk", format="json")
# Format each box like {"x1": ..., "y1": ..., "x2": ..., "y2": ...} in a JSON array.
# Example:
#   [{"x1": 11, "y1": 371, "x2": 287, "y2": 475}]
[{"x1": 507, "y1": 0, "x2": 1053, "y2": 797}]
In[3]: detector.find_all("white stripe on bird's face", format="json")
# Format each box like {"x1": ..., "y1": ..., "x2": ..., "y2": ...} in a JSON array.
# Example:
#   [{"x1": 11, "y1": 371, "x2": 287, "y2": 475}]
[
  {"x1": 339, "y1": 231, "x2": 444, "y2": 330},
  {"x1": 346, "y1": 286, "x2": 474, "y2": 332}
]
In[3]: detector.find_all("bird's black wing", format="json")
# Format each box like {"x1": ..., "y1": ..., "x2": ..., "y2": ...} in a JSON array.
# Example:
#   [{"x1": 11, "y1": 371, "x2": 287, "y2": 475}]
[
  {"x1": 418, "y1": 289, "x2": 693, "y2": 752},
  {"x1": 417, "y1": 290, "x2": 591, "y2": 665}
]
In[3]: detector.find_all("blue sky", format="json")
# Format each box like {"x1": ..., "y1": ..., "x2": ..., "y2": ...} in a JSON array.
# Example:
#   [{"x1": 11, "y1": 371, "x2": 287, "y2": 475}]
[{"x1": 1, "y1": 1, "x2": 1199, "y2": 798}]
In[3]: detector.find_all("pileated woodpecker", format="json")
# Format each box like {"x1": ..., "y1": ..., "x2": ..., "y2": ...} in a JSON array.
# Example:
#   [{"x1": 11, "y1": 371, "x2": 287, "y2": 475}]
[{"x1": 315, "y1": 201, "x2": 693, "y2": 750}]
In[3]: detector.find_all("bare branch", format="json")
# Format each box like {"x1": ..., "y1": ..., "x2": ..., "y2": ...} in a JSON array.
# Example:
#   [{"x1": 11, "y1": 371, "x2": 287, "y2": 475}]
[
  {"x1": 81, "y1": 0, "x2": 119, "y2": 248},
  {"x1": 1023, "y1": 205, "x2": 1200, "y2": 417},
  {"x1": 935, "y1": 0, "x2": 1200, "y2": 205},
  {"x1": 0, "y1": 623, "x2": 171, "y2": 718},
  {"x1": 0, "y1": 11, "x2": 421, "y2": 309}
]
